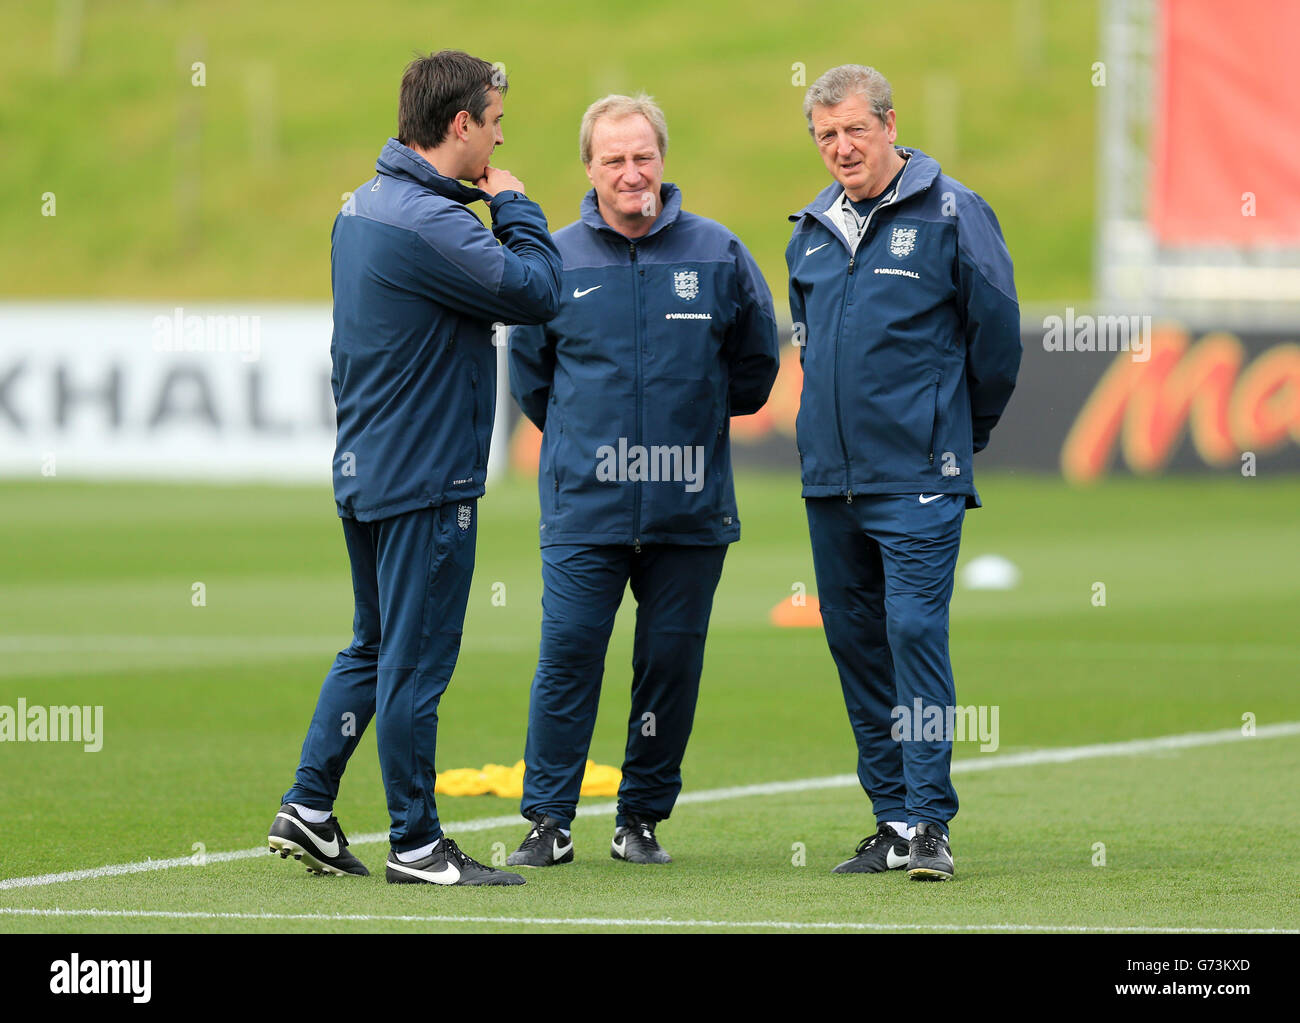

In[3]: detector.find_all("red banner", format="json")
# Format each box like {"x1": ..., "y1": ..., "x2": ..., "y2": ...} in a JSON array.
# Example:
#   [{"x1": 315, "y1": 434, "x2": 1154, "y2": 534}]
[{"x1": 1149, "y1": 0, "x2": 1300, "y2": 245}]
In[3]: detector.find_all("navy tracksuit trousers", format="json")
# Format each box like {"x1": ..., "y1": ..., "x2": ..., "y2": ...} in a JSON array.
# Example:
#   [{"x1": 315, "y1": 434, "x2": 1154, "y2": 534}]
[
  {"x1": 521, "y1": 543, "x2": 728, "y2": 829},
  {"x1": 282, "y1": 500, "x2": 477, "y2": 853},
  {"x1": 805, "y1": 493, "x2": 965, "y2": 832}
]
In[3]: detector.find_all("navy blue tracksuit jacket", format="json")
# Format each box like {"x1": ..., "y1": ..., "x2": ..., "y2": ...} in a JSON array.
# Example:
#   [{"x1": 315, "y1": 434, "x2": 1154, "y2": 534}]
[
  {"x1": 787, "y1": 147, "x2": 1021, "y2": 507},
  {"x1": 331, "y1": 139, "x2": 562, "y2": 520},
  {"x1": 510, "y1": 184, "x2": 780, "y2": 545}
]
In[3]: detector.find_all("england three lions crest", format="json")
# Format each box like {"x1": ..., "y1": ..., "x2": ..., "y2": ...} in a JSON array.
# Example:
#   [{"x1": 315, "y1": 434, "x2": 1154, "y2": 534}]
[
  {"x1": 673, "y1": 269, "x2": 700, "y2": 301},
  {"x1": 889, "y1": 226, "x2": 917, "y2": 258},
  {"x1": 457, "y1": 504, "x2": 472, "y2": 531}
]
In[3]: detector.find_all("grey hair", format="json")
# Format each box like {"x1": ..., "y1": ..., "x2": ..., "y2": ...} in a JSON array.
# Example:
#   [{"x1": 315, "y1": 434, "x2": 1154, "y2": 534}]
[
  {"x1": 802, "y1": 64, "x2": 893, "y2": 135},
  {"x1": 579, "y1": 92, "x2": 669, "y2": 164}
]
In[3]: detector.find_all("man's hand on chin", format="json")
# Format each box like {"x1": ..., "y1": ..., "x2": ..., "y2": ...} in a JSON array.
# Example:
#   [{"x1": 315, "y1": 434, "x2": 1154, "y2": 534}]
[{"x1": 474, "y1": 165, "x2": 527, "y2": 198}]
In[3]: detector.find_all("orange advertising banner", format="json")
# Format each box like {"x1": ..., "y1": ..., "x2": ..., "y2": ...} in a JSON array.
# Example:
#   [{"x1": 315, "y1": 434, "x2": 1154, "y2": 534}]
[{"x1": 1061, "y1": 326, "x2": 1300, "y2": 481}]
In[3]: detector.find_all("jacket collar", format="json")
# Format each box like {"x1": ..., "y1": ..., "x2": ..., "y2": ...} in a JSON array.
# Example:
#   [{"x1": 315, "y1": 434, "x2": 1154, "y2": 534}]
[
  {"x1": 789, "y1": 146, "x2": 940, "y2": 222},
  {"x1": 375, "y1": 138, "x2": 491, "y2": 204},
  {"x1": 579, "y1": 182, "x2": 683, "y2": 240}
]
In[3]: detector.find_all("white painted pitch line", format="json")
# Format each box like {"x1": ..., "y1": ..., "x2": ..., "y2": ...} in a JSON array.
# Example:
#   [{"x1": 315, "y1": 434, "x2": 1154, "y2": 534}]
[
  {"x1": 947, "y1": 721, "x2": 1300, "y2": 772},
  {"x1": 0, "y1": 634, "x2": 534, "y2": 656},
  {"x1": 1, "y1": 721, "x2": 1296, "y2": 893},
  {"x1": 0, "y1": 908, "x2": 1292, "y2": 934},
  {"x1": 4, "y1": 635, "x2": 1295, "y2": 658},
  {"x1": 0, "y1": 636, "x2": 345, "y2": 653}
]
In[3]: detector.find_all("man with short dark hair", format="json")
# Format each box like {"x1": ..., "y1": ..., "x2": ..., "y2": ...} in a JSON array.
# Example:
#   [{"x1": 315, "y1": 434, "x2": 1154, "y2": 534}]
[
  {"x1": 267, "y1": 49, "x2": 561, "y2": 887},
  {"x1": 506, "y1": 93, "x2": 779, "y2": 868},
  {"x1": 788, "y1": 64, "x2": 1020, "y2": 881}
]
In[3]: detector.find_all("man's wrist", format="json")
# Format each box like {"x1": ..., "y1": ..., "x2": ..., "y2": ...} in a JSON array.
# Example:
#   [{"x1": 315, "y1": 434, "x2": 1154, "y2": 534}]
[{"x1": 489, "y1": 189, "x2": 527, "y2": 208}]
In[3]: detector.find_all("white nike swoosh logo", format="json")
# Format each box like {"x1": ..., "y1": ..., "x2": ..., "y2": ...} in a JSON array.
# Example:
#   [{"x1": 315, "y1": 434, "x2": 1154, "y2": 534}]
[
  {"x1": 887, "y1": 848, "x2": 910, "y2": 868},
  {"x1": 278, "y1": 812, "x2": 339, "y2": 858},
  {"x1": 386, "y1": 857, "x2": 461, "y2": 885},
  {"x1": 553, "y1": 839, "x2": 573, "y2": 860},
  {"x1": 805, "y1": 243, "x2": 831, "y2": 256},
  {"x1": 573, "y1": 286, "x2": 602, "y2": 298},
  {"x1": 611, "y1": 836, "x2": 627, "y2": 858},
  {"x1": 918, "y1": 494, "x2": 943, "y2": 504}
]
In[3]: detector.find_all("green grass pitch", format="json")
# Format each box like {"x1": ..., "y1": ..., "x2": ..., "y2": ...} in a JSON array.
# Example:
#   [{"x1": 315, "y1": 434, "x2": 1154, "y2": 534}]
[
  {"x1": 2, "y1": 0, "x2": 1096, "y2": 303},
  {"x1": 0, "y1": 471, "x2": 1297, "y2": 933}
]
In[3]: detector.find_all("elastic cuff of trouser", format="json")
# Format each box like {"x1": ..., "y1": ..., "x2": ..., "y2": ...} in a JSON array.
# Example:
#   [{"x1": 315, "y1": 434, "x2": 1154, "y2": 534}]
[
  {"x1": 527, "y1": 810, "x2": 573, "y2": 829},
  {"x1": 873, "y1": 810, "x2": 907, "y2": 827},
  {"x1": 391, "y1": 828, "x2": 444, "y2": 855},
  {"x1": 615, "y1": 808, "x2": 662, "y2": 829},
  {"x1": 281, "y1": 789, "x2": 332, "y2": 812}
]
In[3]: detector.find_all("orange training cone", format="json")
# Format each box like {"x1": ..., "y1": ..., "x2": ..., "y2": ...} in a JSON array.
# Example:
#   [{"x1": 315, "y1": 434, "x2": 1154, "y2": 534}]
[{"x1": 770, "y1": 594, "x2": 823, "y2": 628}]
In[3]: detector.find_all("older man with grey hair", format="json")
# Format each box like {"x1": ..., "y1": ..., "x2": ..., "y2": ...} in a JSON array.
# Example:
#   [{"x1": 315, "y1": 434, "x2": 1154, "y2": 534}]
[
  {"x1": 787, "y1": 64, "x2": 1021, "y2": 880},
  {"x1": 507, "y1": 92, "x2": 780, "y2": 868}
]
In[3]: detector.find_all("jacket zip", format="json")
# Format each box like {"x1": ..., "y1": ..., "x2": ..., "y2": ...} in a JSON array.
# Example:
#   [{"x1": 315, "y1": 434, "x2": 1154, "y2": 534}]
[
  {"x1": 630, "y1": 241, "x2": 642, "y2": 553},
  {"x1": 832, "y1": 256, "x2": 854, "y2": 502},
  {"x1": 830, "y1": 172, "x2": 907, "y2": 503}
]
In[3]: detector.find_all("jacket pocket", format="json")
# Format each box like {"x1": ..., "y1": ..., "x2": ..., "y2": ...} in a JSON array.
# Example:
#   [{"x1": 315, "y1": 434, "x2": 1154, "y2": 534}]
[
  {"x1": 927, "y1": 373, "x2": 941, "y2": 466},
  {"x1": 547, "y1": 399, "x2": 562, "y2": 514},
  {"x1": 470, "y1": 363, "x2": 486, "y2": 469}
]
